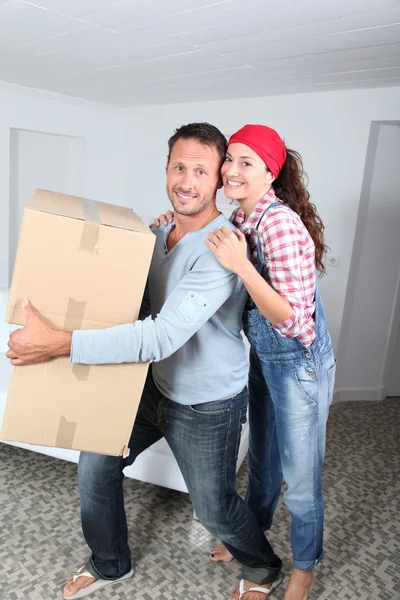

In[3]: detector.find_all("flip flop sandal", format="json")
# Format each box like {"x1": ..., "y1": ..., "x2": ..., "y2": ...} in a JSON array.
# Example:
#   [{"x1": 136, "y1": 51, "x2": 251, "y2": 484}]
[
  {"x1": 233, "y1": 574, "x2": 284, "y2": 599},
  {"x1": 63, "y1": 566, "x2": 133, "y2": 599}
]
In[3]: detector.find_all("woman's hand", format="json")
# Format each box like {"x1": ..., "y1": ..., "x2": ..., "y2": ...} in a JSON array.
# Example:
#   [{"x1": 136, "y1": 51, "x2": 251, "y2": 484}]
[
  {"x1": 152, "y1": 210, "x2": 174, "y2": 228},
  {"x1": 205, "y1": 226, "x2": 249, "y2": 275}
]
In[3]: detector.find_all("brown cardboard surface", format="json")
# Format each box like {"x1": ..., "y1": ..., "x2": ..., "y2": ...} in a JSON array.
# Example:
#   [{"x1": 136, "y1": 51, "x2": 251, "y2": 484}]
[
  {"x1": 1, "y1": 190, "x2": 155, "y2": 455},
  {"x1": 27, "y1": 190, "x2": 150, "y2": 234},
  {"x1": 2, "y1": 360, "x2": 149, "y2": 455}
]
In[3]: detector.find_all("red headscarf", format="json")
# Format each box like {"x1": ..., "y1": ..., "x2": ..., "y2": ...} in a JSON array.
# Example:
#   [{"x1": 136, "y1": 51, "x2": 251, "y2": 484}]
[{"x1": 228, "y1": 124, "x2": 286, "y2": 178}]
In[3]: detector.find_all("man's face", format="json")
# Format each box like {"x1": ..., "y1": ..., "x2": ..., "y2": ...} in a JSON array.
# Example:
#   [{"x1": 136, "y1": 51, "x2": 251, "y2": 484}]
[{"x1": 166, "y1": 138, "x2": 221, "y2": 216}]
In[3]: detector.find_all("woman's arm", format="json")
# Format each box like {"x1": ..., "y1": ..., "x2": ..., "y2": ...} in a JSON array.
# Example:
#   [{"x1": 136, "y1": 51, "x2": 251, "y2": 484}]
[{"x1": 206, "y1": 227, "x2": 292, "y2": 325}]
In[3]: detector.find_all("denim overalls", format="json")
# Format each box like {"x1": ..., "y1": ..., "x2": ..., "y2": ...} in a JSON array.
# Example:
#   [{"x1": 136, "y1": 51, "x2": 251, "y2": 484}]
[{"x1": 242, "y1": 203, "x2": 336, "y2": 571}]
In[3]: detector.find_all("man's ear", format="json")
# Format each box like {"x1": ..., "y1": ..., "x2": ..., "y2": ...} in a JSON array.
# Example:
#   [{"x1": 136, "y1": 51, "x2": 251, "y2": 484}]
[{"x1": 166, "y1": 156, "x2": 169, "y2": 172}]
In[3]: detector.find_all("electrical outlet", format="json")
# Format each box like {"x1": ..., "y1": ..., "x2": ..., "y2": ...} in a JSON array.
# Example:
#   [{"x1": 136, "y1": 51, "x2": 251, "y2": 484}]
[{"x1": 327, "y1": 254, "x2": 339, "y2": 268}]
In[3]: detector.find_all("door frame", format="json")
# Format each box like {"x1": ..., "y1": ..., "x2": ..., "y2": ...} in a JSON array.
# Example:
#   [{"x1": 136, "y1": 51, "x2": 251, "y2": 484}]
[{"x1": 381, "y1": 268, "x2": 400, "y2": 398}]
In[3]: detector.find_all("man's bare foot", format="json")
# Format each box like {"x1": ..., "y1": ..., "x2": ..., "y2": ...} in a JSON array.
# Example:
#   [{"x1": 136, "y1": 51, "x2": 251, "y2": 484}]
[
  {"x1": 63, "y1": 567, "x2": 97, "y2": 598},
  {"x1": 210, "y1": 544, "x2": 234, "y2": 562},
  {"x1": 282, "y1": 569, "x2": 315, "y2": 600}
]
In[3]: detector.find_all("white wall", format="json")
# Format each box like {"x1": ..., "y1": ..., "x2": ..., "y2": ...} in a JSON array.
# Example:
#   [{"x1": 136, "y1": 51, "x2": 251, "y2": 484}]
[
  {"x1": 1, "y1": 82, "x2": 400, "y2": 398},
  {"x1": 0, "y1": 84, "x2": 126, "y2": 289},
  {"x1": 122, "y1": 86, "x2": 400, "y2": 367}
]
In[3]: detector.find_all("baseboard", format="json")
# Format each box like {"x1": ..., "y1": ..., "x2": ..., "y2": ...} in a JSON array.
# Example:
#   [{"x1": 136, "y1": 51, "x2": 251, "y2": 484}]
[{"x1": 333, "y1": 386, "x2": 386, "y2": 403}]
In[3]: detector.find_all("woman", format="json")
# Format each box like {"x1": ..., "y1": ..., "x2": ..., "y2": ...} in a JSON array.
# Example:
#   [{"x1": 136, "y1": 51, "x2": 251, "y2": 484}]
[{"x1": 155, "y1": 124, "x2": 336, "y2": 600}]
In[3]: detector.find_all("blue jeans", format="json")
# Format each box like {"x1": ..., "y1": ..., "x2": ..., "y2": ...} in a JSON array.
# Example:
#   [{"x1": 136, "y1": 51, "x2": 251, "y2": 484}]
[
  {"x1": 78, "y1": 367, "x2": 282, "y2": 585},
  {"x1": 245, "y1": 347, "x2": 336, "y2": 571}
]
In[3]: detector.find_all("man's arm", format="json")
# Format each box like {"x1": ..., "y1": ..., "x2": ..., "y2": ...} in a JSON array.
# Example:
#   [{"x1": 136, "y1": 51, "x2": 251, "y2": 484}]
[
  {"x1": 71, "y1": 253, "x2": 238, "y2": 365},
  {"x1": 7, "y1": 254, "x2": 239, "y2": 366}
]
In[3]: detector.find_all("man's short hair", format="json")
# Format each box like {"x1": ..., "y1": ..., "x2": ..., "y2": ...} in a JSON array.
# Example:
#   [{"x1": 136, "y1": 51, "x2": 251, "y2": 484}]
[{"x1": 167, "y1": 122, "x2": 227, "y2": 167}]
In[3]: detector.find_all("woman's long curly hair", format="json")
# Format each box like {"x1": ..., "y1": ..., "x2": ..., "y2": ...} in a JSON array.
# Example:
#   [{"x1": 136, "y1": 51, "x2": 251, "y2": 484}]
[{"x1": 272, "y1": 148, "x2": 327, "y2": 276}]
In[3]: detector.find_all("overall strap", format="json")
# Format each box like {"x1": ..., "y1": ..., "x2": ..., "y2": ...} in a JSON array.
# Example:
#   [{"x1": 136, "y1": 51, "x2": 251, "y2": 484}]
[
  {"x1": 254, "y1": 202, "x2": 283, "y2": 231},
  {"x1": 255, "y1": 202, "x2": 283, "y2": 267}
]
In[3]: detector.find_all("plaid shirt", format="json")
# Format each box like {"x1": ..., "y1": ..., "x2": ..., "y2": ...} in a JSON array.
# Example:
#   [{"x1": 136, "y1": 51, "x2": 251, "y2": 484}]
[{"x1": 230, "y1": 188, "x2": 316, "y2": 346}]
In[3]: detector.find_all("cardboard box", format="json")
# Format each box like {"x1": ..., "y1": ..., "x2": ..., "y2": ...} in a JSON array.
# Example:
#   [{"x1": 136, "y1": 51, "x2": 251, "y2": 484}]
[{"x1": 1, "y1": 190, "x2": 155, "y2": 456}]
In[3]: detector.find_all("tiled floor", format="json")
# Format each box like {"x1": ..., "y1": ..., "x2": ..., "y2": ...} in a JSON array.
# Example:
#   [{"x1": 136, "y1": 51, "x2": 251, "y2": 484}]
[{"x1": 0, "y1": 398, "x2": 399, "y2": 600}]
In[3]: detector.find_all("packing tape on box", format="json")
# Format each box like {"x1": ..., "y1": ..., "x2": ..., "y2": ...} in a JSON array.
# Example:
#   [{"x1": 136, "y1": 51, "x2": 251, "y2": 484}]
[
  {"x1": 55, "y1": 415, "x2": 77, "y2": 449},
  {"x1": 9, "y1": 298, "x2": 23, "y2": 324},
  {"x1": 79, "y1": 198, "x2": 100, "y2": 253},
  {"x1": 64, "y1": 297, "x2": 90, "y2": 381},
  {"x1": 72, "y1": 363, "x2": 90, "y2": 380}
]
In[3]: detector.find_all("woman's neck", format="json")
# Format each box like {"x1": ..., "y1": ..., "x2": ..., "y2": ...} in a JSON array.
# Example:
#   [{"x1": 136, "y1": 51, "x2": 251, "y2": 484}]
[{"x1": 241, "y1": 186, "x2": 273, "y2": 219}]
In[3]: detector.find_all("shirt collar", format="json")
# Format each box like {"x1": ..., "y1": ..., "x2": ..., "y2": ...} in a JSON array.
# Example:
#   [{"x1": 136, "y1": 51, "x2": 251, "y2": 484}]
[{"x1": 235, "y1": 188, "x2": 279, "y2": 232}]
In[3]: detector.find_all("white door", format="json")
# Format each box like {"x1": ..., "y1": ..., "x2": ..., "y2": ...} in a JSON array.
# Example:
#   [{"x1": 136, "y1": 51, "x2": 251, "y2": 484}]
[
  {"x1": 9, "y1": 129, "x2": 85, "y2": 285},
  {"x1": 338, "y1": 123, "x2": 400, "y2": 399}
]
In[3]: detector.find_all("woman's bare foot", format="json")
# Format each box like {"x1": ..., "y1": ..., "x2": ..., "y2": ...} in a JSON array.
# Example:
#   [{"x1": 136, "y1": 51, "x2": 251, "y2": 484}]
[
  {"x1": 282, "y1": 569, "x2": 315, "y2": 600},
  {"x1": 210, "y1": 544, "x2": 234, "y2": 562},
  {"x1": 230, "y1": 579, "x2": 273, "y2": 600},
  {"x1": 63, "y1": 567, "x2": 97, "y2": 598}
]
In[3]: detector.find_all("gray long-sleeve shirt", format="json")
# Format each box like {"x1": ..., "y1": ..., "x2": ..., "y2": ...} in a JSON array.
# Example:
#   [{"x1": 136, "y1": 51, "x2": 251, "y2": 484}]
[{"x1": 71, "y1": 214, "x2": 249, "y2": 405}]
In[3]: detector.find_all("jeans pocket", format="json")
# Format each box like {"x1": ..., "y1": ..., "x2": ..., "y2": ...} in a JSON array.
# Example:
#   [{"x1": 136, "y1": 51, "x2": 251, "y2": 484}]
[
  {"x1": 327, "y1": 359, "x2": 336, "y2": 406},
  {"x1": 293, "y1": 363, "x2": 319, "y2": 404}
]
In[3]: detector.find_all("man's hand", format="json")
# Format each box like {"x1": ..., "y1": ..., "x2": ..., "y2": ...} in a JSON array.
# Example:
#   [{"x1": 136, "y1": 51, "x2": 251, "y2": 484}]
[{"x1": 6, "y1": 299, "x2": 72, "y2": 366}]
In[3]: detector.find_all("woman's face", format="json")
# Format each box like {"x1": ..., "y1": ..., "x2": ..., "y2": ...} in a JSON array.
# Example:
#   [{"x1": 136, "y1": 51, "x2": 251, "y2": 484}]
[{"x1": 221, "y1": 142, "x2": 274, "y2": 206}]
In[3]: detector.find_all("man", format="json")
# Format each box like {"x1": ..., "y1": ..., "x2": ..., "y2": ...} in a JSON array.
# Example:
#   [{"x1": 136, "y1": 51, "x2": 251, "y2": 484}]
[{"x1": 7, "y1": 123, "x2": 282, "y2": 600}]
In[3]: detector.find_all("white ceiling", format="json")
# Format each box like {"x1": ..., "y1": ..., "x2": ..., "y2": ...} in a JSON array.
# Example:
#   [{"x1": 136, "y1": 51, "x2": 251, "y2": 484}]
[{"x1": 0, "y1": 0, "x2": 400, "y2": 107}]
